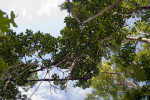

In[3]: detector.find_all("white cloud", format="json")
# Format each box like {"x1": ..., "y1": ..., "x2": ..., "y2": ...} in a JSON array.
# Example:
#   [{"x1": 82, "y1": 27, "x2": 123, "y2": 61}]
[
  {"x1": 21, "y1": 8, "x2": 32, "y2": 21},
  {"x1": 22, "y1": 8, "x2": 27, "y2": 15},
  {"x1": 37, "y1": 0, "x2": 62, "y2": 17},
  {"x1": 70, "y1": 87, "x2": 92, "y2": 100},
  {"x1": 31, "y1": 94, "x2": 44, "y2": 100},
  {"x1": 0, "y1": 0, "x2": 68, "y2": 35},
  {"x1": 27, "y1": 81, "x2": 63, "y2": 100},
  {"x1": 26, "y1": 79, "x2": 91, "y2": 100}
]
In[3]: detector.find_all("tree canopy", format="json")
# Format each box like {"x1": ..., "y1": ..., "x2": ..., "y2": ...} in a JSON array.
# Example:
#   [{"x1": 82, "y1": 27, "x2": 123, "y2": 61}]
[{"x1": 0, "y1": 0, "x2": 150, "y2": 99}]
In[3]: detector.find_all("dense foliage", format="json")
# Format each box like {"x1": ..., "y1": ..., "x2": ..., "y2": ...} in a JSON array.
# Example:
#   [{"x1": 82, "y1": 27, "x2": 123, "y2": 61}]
[{"x1": 0, "y1": 0, "x2": 150, "y2": 99}]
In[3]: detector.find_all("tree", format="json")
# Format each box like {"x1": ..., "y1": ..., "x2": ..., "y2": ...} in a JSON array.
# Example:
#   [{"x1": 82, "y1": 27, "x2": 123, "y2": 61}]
[{"x1": 0, "y1": 0, "x2": 150, "y2": 99}]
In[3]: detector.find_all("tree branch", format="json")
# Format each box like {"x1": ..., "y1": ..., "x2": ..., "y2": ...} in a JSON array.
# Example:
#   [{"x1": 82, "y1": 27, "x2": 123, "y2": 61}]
[
  {"x1": 29, "y1": 61, "x2": 60, "y2": 73},
  {"x1": 25, "y1": 78, "x2": 91, "y2": 82},
  {"x1": 66, "y1": 0, "x2": 81, "y2": 24},
  {"x1": 30, "y1": 58, "x2": 73, "y2": 73},
  {"x1": 29, "y1": 73, "x2": 48, "y2": 99},
  {"x1": 134, "y1": 6, "x2": 150, "y2": 11},
  {"x1": 105, "y1": 72, "x2": 138, "y2": 89},
  {"x1": 82, "y1": 0, "x2": 123, "y2": 24},
  {"x1": 126, "y1": 36, "x2": 150, "y2": 45}
]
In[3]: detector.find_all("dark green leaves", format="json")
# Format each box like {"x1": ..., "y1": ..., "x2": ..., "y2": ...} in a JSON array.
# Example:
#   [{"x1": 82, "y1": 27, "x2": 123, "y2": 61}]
[{"x1": 0, "y1": 10, "x2": 17, "y2": 33}]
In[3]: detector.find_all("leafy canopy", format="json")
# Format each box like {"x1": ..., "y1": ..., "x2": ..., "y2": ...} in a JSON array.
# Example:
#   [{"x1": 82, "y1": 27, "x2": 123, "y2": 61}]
[{"x1": 0, "y1": 0, "x2": 150, "y2": 99}]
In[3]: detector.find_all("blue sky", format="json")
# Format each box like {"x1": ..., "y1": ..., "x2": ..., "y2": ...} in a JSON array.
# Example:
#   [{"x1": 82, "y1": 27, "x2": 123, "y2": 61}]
[{"x1": 0, "y1": 0, "x2": 92, "y2": 100}]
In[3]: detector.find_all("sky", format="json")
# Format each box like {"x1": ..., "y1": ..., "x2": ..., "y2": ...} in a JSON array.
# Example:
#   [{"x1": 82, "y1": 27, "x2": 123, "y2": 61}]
[
  {"x1": 0, "y1": 0, "x2": 92, "y2": 100},
  {"x1": 1, "y1": 0, "x2": 67, "y2": 37}
]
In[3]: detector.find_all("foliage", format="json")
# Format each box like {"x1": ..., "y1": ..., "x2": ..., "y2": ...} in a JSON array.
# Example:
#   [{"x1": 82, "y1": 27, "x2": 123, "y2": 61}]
[
  {"x1": 0, "y1": 10, "x2": 17, "y2": 33},
  {"x1": 124, "y1": 84, "x2": 150, "y2": 100},
  {"x1": 0, "y1": 0, "x2": 150, "y2": 99}
]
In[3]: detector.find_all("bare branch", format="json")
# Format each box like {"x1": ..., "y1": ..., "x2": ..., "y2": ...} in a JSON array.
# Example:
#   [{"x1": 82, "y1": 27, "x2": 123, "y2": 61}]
[
  {"x1": 82, "y1": 0, "x2": 123, "y2": 24},
  {"x1": 65, "y1": 58, "x2": 78, "y2": 92},
  {"x1": 126, "y1": 36, "x2": 150, "y2": 45},
  {"x1": 66, "y1": 0, "x2": 81, "y2": 24},
  {"x1": 26, "y1": 78, "x2": 90, "y2": 82}
]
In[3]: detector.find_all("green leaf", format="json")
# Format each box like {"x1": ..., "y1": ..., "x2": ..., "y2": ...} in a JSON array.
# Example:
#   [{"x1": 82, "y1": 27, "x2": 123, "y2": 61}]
[{"x1": 138, "y1": 37, "x2": 142, "y2": 40}]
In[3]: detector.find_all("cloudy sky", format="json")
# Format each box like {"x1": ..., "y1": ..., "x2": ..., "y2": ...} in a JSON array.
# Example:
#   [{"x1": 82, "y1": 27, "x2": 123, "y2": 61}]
[
  {"x1": 0, "y1": 0, "x2": 92, "y2": 100},
  {"x1": 1, "y1": 0, "x2": 68, "y2": 36}
]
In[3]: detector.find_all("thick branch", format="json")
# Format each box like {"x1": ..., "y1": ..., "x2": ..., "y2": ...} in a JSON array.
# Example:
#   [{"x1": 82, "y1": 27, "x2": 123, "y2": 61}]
[
  {"x1": 66, "y1": 0, "x2": 81, "y2": 24},
  {"x1": 126, "y1": 36, "x2": 150, "y2": 45},
  {"x1": 82, "y1": 0, "x2": 123, "y2": 24}
]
